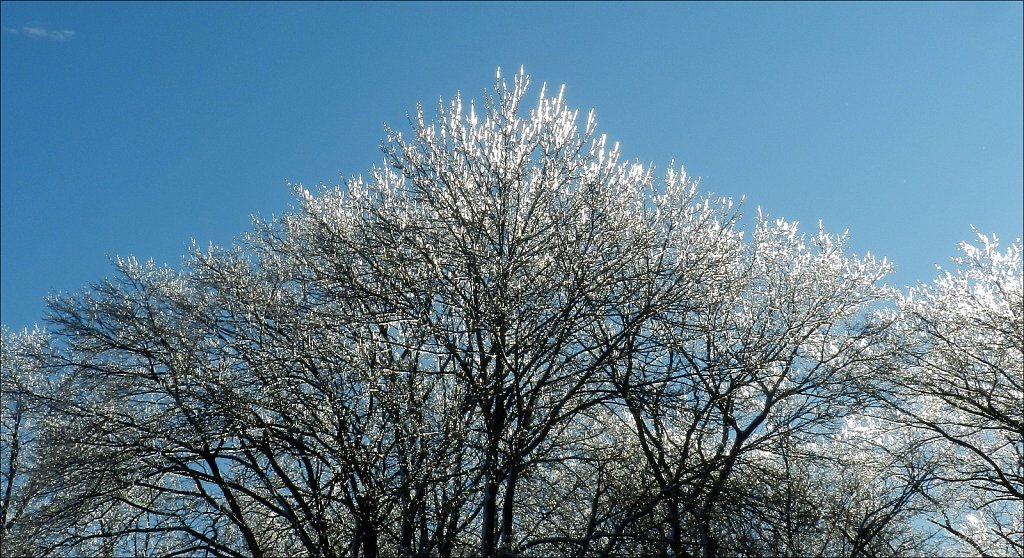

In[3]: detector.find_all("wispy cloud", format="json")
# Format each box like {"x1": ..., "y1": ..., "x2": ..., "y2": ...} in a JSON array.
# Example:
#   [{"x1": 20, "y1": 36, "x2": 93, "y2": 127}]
[{"x1": 4, "y1": 25, "x2": 76, "y2": 41}]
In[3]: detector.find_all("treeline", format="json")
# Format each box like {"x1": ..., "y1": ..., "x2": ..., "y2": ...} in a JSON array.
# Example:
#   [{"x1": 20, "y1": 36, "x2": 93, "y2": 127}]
[{"x1": 2, "y1": 71, "x2": 1021, "y2": 558}]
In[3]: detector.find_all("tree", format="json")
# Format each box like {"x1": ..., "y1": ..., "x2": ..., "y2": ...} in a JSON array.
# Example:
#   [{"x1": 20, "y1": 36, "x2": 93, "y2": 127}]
[
  {"x1": 2, "y1": 68, "x2": 740, "y2": 557},
  {"x1": 888, "y1": 233, "x2": 1023, "y2": 557},
  {"x1": 35, "y1": 243, "x2": 478, "y2": 557},
  {"x1": 1, "y1": 327, "x2": 58, "y2": 555},
  {"x1": 290, "y1": 67, "x2": 742, "y2": 556},
  {"x1": 1, "y1": 69, "x2": 1016, "y2": 558},
  {"x1": 591, "y1": 215, "x2": 900, "y2": 558}
]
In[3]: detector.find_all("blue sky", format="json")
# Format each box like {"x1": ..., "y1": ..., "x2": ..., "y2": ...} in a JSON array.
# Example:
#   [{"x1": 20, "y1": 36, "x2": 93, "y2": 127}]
[{"x1": 2, "y1": 1, "x2": 1022, "y2": 332}]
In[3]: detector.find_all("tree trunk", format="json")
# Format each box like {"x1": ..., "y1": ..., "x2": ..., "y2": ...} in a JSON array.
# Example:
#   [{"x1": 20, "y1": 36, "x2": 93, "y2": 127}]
[
  {"x1": 499, "y1": 461, "x2": 520, "y2": 552},
  {"x1": 481, "y1": 474, "x2": 498, "y2": 557}
]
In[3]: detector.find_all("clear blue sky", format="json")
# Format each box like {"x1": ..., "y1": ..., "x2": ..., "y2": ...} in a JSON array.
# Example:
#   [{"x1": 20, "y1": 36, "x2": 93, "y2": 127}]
[{"x1": 2, "y1": 1, "x2": 1022, "y2": 332}]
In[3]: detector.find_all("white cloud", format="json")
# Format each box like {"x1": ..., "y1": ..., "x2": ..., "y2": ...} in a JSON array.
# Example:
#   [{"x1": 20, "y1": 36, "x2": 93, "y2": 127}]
[{"x1": 4, "y1": 25, "x2": 76, "y2": 41}]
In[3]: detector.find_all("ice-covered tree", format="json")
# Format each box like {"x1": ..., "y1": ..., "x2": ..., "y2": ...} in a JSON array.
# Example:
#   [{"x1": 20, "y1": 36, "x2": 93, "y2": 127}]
[
  {"x1": 1, "y1": 69, "x2": 1016, "y2": 558},
  {"x1": 289, "y1": 67, "x2": 743, "y2": 556},
  {"x1": 889, "y1": 233, "x2": 1023, "y2": 557},
  {"x1": 1, "y1": 327, "x2": 59, "y2": 555},
  {"x1": 593, "y1": 215, "x2": 900, "y2": 557}
]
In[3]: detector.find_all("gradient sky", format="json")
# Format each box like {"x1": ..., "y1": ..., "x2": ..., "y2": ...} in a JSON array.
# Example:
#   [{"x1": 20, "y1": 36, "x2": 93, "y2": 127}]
[{"x1": 2, "y1": 1, "x2": 1022, "y2": 332}]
